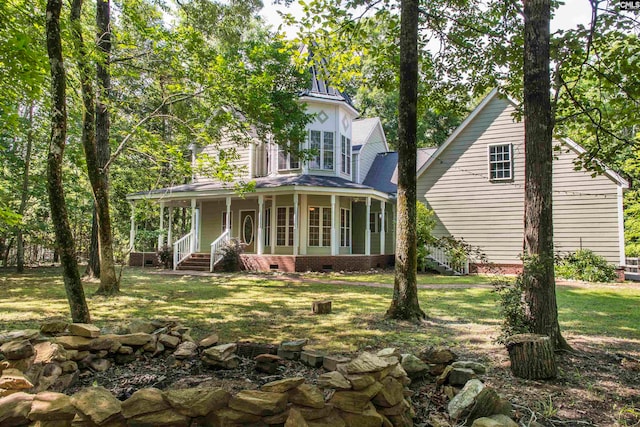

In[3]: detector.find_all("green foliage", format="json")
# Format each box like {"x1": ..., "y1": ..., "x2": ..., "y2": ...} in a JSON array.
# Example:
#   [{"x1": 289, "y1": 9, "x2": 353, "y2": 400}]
[
  {"x1": 435, "y1": 236, "x2": 487, "y2": 273},
  {"x1": 416, "y1": 202, "x2": 436, "y2": 271},
  {"x1": 156, "y1": 245, "x2": 173, "y2": 269},
  {"x1": 493, "y1": 275, "x2": 532, "y2": 344},
  {"x1": 555, "y1": 249, "x2": 617, "y2": 283},
  {"x1": 218, "y1": 239, "x2": 244, "y2": 272}
]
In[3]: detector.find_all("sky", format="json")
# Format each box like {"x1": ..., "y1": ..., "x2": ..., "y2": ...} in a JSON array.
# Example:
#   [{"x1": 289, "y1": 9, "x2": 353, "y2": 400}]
[{"x1": 260, "y1": 0, "x2": 594, "y2": 37}]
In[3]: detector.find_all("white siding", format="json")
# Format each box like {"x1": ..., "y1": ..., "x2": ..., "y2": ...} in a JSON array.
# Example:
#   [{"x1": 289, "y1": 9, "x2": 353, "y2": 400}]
[
  {"x1": 196, "y1": 134, "x2": 252, "y2": 182},
  {"x1": 417, "y1": 96, "x2": 623, "y2": 265}
]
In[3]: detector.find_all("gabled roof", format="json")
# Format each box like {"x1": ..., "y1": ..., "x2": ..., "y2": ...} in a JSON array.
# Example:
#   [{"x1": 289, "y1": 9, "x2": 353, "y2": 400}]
[
  {"x1": 363, "y1": 152, "x2": 398, "y2": 195},
  {"x1": 351, "y1": 117, "x2": 389, "y2": 153},
  {"x1": 299, "y1": 49, "x2": 357, "y2": 114},
  {"x1": 416, "y1": 88, "x2": 629, "y2": 189}
]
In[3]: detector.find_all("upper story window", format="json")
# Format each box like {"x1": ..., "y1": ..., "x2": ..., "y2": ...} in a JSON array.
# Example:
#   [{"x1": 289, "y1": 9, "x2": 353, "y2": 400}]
[
  {"x1": 488, "y1": 143, "x2": 513, "y2": 181},
  {"x1": 309, "y1": 130, "x2": 335, "y2": 170},
  {"x1": 278, "y1": 143, "x2": 299, "y2": 171},
  {"x1": 341, "y1": 135, "x2": 351, "y2": 175}
]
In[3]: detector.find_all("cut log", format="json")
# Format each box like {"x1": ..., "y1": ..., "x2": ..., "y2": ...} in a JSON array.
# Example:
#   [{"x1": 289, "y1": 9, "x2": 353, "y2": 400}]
[
  {"x1": 312, "y1": 301, "x2": 332, "y2": 314},
  {"x1": 506, "y1": 334, "x2": 556, "y2": 379}
]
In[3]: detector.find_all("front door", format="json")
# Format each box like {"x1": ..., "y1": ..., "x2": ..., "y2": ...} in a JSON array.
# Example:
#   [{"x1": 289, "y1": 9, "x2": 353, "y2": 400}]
[{"x1": 240, "y1": 210, "x2": 256, "y2": 253}]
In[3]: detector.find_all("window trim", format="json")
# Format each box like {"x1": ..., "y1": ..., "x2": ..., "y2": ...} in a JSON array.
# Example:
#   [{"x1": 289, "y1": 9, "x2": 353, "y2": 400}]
[
  {"x1": 278, "y1": 144, "x2": 300, "y2": 171},
  {"x1": 309, "y1": 130, "x2": 335, "y2": 171},
  {"x1": 276, "y1": 206, "x2": 294, "y2": 246},
  {"x1": 488, "y1": 143, "x2": 513, "y2": 181},
  {"x1": 264, "y1": 207, "x2": 271, "y2": 247},
  {"x1": 369, "y1": 212, "x2": 380, "y2": 233},
  {"x1": 340, "y1": 208, "x2": 351, "y2": 247},
  {"x1": 341, "y1": 135, "x2": 351, "y2": 175}
]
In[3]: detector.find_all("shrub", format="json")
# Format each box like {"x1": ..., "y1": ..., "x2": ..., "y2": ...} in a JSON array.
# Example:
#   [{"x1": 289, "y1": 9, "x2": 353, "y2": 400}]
[
  {"x1": 493, "y1": 275, "x2": 532, "y2": 344},
  {"x1": 157, "y1": 245, "x2": 173, "y2": 269},
  {"x1": 416, "y1": 202, "x2": 436, "y2": 271},
  {"x1": 218, "y1": 239, "x2": 244, "y2": 272},
  {"x1": 555, "y1": 249, "x2": 617, "y2": 283}
]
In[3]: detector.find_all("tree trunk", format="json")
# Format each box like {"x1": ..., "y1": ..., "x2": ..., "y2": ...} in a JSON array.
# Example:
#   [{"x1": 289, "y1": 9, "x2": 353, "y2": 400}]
[
  {"x1": 506, "y1": 334, "x2": 557, "y2": 379},
  {"x1": 386, "y1": 0, "x2": 424, "y2": 321},
  {"x1": 522, "y1": 0, "x2": 568, "y2": 350},
  {"x1": 16, "y1": 103, "x2": 34, "y2": 273},
  {"x1": 84, "y1": 205, "x2": 100, "y2": 278},
  {"x1": 94, "y1": 0, "x2": 118, "y2": 294},
  {"x1": 71, "y1": 0, "x2": 118, "y2": 294},
  {"x1": 45, "y1": 0, "x2": 91, "y2": 323}
]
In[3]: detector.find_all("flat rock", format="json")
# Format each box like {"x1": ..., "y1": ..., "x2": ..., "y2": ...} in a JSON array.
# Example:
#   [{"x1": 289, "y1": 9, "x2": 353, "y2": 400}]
[
  {"x1": 33, "y1": 342, "x2": 68, "y2": 364},
  {"x1": 158, "y1": 334, "x2": 180, "y2": 349},
  {"x1": 448, "y1": 378, "x2": 484, "y2": 420},
  {"x1": 345, "y1": 374, "x2": 375, "y2": 391},
  {"x1": 203, "y1": 343, "x2": 237, "y2": 361},
  {"x1": 285, "y1": 408, "x2": 309, "y2": 427},
  {"x1": 88, "y1": 358, "x2": 111, "y2": 372},
  {"x1": 420, "y1": 347, "x2": 457, "y2": 365},
  {"x1": 262, "y1": 377, "x2": 305, "y2": 393},
  {"x1": 449, "y1": 367, "x2": 477, "y2": 386},
  {"x1": 28, "y1": 391, "x2": 76, "y2": 421},
  {"x1": 452, "y1": 360, "x2": 487, "y2": 374},
  {"x1": 209, "y1": 407, "x2": 261, "y2": 424},
  {"x1": 323, "y1": 355, "x2": 350, "y2": 372},
  {"x1": 341, "y1": 352, "x2": 391, "y2": 374},
  {"x1": 289, "y1": 384, "x2": 325, "y2": 409},
  {"x1": 117, "y1": 345, "x2": 134, "y2": 355},
  {"x1": 121, "y1": 388, "x2": 168, "y2": 419},
  {"x1": 377, "y1": 348, "x2": 402, "y2": 358},
  {"x1": 40, "y1": 321, "x2": 69, "y2": 335},
  {"x1": 329, "y1": 382, "x2": 383, "y2": 413},
  {"x1": 198, "y1": 333, "x2": 219, "y2": 348},
  {"x1": 202, "y1": 354, "x2": 240, "y2": 369},
  {"x1": 472, "y1": 414, "x2": 519, "y2": 427},
  {"x1": 372, "y1": 376, "x2": 404, "y2": 407},
  {"x1": 0, "y1": 391, "x2": 34, "y2": 425},
  {"x1": 173, "y1": 341, "x2": 197, "y2": 360},
  {"x1": 72, "y1": 386, "x2": 122, "y2": 425},
  {"x1": 378, "y1": 399, "x2": 412, "y2": 417},
  {"x1": 0, "y1": 340, "x2": 34, "y2": 360},
  {"x1": 318, "y1": 371, "x2": 351, "y2": 390},
  {"x1": 127, "y1": 320, "x2": 156, "y2": 334},
  {"x1": 68, "y1": 324, "x2": 100, "y2": 338},
  {"x1": 280, "y1": 339, "x2": 308, "y2": 352},
  {"x1": 129, "y1": 408, "x2": 190, "y2": 426},
  {"x1": 228, "y1": 390, "x2": 288, "y2": 416},
  {"x1": 0, "y1": 329, "x2": 39, "y2": 345},
  {"x1": 401, "y1": 354, "x2": 429, "y2": 378},
  {"x1": 115, "y1": 333, "x2": 153, "y2": 347},
  {"x1": 307, "y1": 411, "x2": 346, "y2": 427},
  {"x1": 165, "y1": 387, "x2": 230, "y2": 417},
  {"x1": 292, "y1": 404, "x2": 335, "y2": 421},
  {"x1": 338, "y1": 402, "x2": 384, "y2": 427},
  {"x1": 88, "y1": 337, "x2": 114, "y2": 352},
  {"x1": 54, "y1": 336, "x2": 93, "y2": 351},
  {"x1": 0, "y1": 368, "x2": 34, "y2": 390}
]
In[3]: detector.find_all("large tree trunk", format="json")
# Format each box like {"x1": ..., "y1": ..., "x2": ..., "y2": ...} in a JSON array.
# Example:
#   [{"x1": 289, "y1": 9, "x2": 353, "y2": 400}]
[
  {"x1": 71, "y1": 0, "x2": 118, "y2": 294},
  {"x1": 522, "y1": 0, "x2": 568, "y2": 350},
  {"x1": 94, "y1": 0, "x2": 118, "y2": 294},
  {"x1": 16, "y1": 103, "x2": 35, "y2": 273},
  {"x1": 386, "y1": 0, "x2": 425, "y2": 321},
  {"x1": 45, "y1": 0, "x2": 91, "y2": 323}
]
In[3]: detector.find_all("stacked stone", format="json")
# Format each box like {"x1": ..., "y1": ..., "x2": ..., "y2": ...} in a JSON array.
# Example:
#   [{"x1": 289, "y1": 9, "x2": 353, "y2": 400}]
[{"x1": 201, "y1": 343, "x2": 240, "y2": 369}]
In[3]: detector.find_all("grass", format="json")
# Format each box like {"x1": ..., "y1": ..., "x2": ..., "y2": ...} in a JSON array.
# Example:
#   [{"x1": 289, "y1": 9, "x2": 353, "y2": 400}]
[
  {"x1": 0, "y1": 267, "x2": 638, "y2": 354},
  {"x1": 305, "y1": 271, "x2": 493, "y2": 285}
]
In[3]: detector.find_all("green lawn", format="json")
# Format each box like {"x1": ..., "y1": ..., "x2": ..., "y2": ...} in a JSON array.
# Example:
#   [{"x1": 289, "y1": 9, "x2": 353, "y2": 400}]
[
  {"x1": 0, "y1": 267, "x2": 637, "y2": 354},
  {"x1": 304, "y1": 271, "x2": 493, "y2": 285}
]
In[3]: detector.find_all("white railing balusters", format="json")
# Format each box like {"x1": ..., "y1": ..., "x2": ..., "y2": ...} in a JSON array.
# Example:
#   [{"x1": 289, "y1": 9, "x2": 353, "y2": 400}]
[
  {"x1": 173, "y1": 232, "x2": 195, "y2": 270},
  {"x1": 424, "y1": 244, "x2": 469, "y2": 275},
  {"x1": 210, "y1": 229, "x2": 231, "y2": 272}
]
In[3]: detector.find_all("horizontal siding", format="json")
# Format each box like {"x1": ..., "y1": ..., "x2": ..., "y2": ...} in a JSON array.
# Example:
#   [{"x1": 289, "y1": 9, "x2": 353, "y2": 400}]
[
  {"x1": 358, "y1": 127, "x2": 386, "y2": 183},
  {"x1": 419, "y1": 95, "x2": 623, "y2": 265}
]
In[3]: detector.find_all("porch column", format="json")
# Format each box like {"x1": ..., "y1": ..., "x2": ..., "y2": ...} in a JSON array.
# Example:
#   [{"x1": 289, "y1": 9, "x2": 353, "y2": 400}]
[
  {"x1": 271, "y1": 196, "x2": 276, "y2": 254},
  {"x1": 167, "y1": 207, "x2": 173, "y2": 246},
  {"x1": 158, "y1": 201, "x2": 165, "y2": 250},
  {"x1": 380, "y1": 200, "x2": 386, "y2": 255},
  {"x1": 190, "y1": 198, "x2": 197, "y2": 252},
  {"x1": 293, "y1": 193, "x2": 299, "y2": 256},
  {"x1": 331, "y1": 195, "x2": 338, "y2": 255},
  {"x1": 129, "y1": 201, "x2": 136, "y2": 252},
  {"x1": 257, "y1": 195, "x2": 264, "y2": 255},
  {"x1": 365, "y1": 197, "x2": 371, "y2": 256},
  {"x1": 225, "y1": 196, "x2": 231, "y2": 233}
]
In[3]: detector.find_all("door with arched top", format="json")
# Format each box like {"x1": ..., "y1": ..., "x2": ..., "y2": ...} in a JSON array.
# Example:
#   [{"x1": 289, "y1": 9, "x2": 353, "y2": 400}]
[{"x1": 240, "y1": 210, "x2": 256, "y2": 253}]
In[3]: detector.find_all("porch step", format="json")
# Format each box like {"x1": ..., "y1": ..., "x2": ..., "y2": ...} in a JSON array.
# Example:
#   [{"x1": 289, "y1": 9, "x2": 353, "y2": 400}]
[{"x1": 177, "y1": 253, "x2": 211, "y2": 271}]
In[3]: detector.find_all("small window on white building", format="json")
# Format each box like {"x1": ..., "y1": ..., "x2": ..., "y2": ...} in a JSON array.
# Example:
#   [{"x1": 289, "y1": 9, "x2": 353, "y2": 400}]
[
  {"x1": 369, "y1": 212, "x2": 379, "y2": 233},
  {"x1": 309, "y1": 131, "x2": 335, "y2": 170},
  {"x1": 278, "y1": 144, "x2": 300, "y2": 170},
  {"x1": 341, "y1": 135, "x2": 351, "y2": 175},
  {"x1": 488, "y1": 143, "x2": 513, "y2": 181}
]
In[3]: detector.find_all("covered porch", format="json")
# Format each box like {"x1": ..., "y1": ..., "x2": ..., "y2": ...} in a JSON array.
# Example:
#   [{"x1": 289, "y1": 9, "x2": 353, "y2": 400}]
[{"x1": 127, "y1": 181, "x2": 396, "y2": 272}]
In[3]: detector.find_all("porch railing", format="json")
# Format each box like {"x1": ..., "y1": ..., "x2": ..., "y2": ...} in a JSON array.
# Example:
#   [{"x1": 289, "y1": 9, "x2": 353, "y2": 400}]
[
  {"x1": 173, "y1": 231, "x2": 195, "y2": 270},
  {"x1": 210, "y1": 229, "x2": 231, "y2": 272},
  {"x1": 626, "y1": 257, "x2": 639, "y2": 273},
  {"x1": 425, "y1": 244, "x2": 469, "y2": 275}
]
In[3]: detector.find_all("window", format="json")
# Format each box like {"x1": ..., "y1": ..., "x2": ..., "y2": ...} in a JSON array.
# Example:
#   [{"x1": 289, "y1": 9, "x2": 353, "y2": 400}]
[
  {"x1": 488, "y1": 144, "x2": 513, "y2": 181},
  {"x1": 276, "y1": 207, "x2": 294, "y2": 246},
  {"x1": 309, "y1": 207, "x2": 332, "y2": 247},
  {"x1": 340, "y1": 208, "x2": 351, "y2": 247},
  {"x1": 278, "y1": 144, "x2": 299, "y2": 170},
  {"x1": 222, "y1": 211, "x2": 233, "y2": 232},
  {"x1": 341, "y1": 135, "x2": 351, "y2": 174},
  {"x1": 264, "y1": 207, "x2": 271, "y2": 247},
  {"x1": 369, "y1": 212, "x2": 380, "y2": 233},
  {"x1": 308, "y1": 131, "x2": 334, "y2": 170}
]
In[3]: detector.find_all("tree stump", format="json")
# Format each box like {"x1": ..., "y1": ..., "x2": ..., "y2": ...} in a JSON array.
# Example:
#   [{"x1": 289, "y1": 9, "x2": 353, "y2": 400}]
[
  {"x1": 506, "y1": 334, "x2": 556, "y2": 379},
  {"x1": 312, "y1": 300, "x2": 332, "y2": 314}
]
